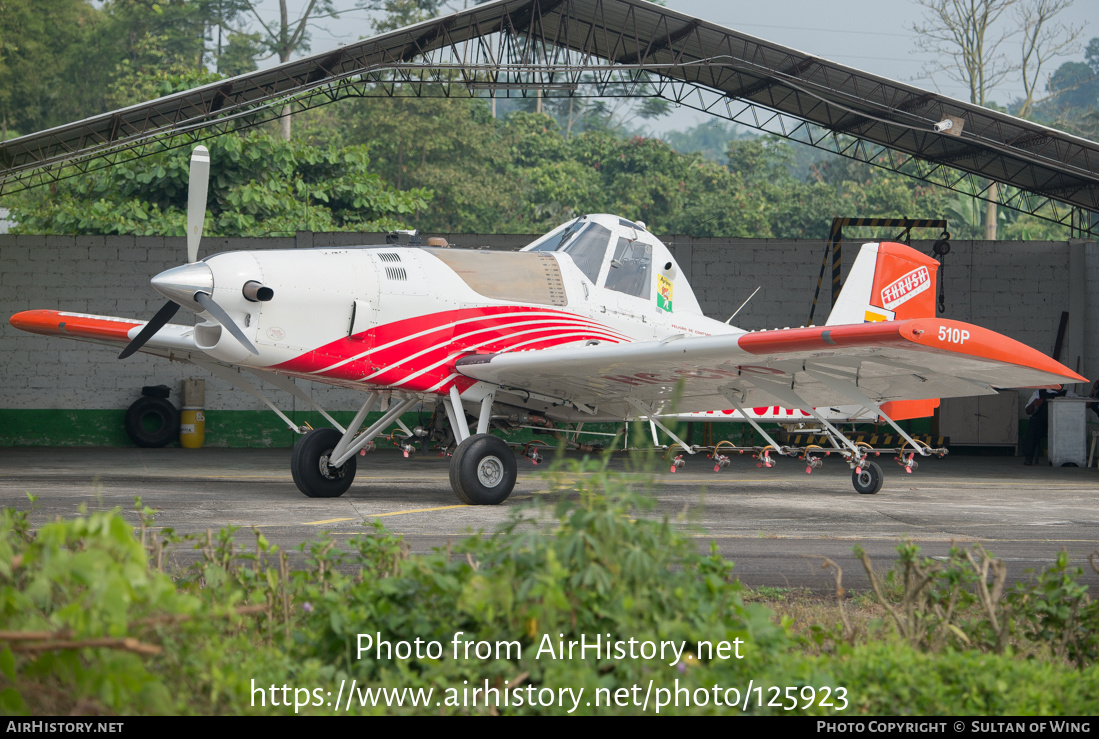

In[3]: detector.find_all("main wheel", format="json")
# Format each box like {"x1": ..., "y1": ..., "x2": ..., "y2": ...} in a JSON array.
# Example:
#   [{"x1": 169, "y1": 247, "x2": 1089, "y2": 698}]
[
  {"x1": 852, "y1": 460, "x2": 884, "y2": 494},
  {"x1": 291, "y1": 428, "x2": 357, "y2": 498},
  {"x1": 449, "y1": 433, "x2": 517, "y2": 505},
  {"x1": 124, "y1": 396, "x2": 179, "y2": 448}
]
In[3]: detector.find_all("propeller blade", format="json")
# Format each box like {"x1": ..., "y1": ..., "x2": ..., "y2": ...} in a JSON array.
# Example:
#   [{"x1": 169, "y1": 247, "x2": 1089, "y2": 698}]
[
  {"x1": 194, "y1": 291, "x2": 259, "y2": 355},
  {"x1": 118, "y1": 300, "x2": 180, "y2": 359},
  {"x1": 186, "y1": 145, "x2": 210, "y2": 264}
]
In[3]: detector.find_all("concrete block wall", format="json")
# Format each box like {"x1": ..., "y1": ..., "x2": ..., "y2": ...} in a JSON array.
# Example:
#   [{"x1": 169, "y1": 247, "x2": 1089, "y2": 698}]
[
  {"x1": 663, "y1": 236, "x2": 827, "y2": 329},
  {"x1": 1086, "y1": 242, "x2": 1099, "y2": 386},
  {"x1": 674, "y1": 238, "x2": 1085, "y2": 380},
  {"x1": 1, "y1": 231, "x2": 1092, "y2": 420},
  {"x1": 1, "y1": 234, "x2": 376, "y2": 417}
]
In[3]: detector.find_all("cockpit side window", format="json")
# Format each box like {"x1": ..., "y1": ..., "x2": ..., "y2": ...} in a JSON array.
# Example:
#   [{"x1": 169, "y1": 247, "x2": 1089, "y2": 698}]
[
  {"x1": 604, "y1": 237, "x2": 652, "y2": 300},
  {"x1": 559, "y1": 223, "x2": 611, "y2": 283}
]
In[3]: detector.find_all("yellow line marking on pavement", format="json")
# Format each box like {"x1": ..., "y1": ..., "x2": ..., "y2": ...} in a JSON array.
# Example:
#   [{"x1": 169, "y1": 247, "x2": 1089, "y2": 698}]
[
  {"x1": 302, "y1": 517, "x2": 356, "y2": 525},
  {"x1": 689, "y1": 534, "x2": 1099, "y2": 543},
  {"x1": 912, "y1": 482, "x2": 1087, "y2": 487},
  {"x1": 370, "y1": 504, "x2": 469, "y2": 517}
]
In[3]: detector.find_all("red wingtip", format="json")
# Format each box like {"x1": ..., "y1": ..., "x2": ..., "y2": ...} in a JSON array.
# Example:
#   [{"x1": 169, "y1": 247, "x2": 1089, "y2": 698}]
[{"x1": 10, "y1": 309, "x2": 140, "y2": 342}]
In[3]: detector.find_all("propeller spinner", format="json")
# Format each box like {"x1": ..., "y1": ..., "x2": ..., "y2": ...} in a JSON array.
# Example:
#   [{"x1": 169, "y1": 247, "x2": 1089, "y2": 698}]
[{"x1": 119, "y1": 145, "x2": 260, "y2": 359}]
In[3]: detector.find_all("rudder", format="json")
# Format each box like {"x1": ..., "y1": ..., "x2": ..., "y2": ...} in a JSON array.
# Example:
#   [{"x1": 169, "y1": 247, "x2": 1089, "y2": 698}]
[{"x1": 826, "y1": 242, "x2": 941, "y2": 420}]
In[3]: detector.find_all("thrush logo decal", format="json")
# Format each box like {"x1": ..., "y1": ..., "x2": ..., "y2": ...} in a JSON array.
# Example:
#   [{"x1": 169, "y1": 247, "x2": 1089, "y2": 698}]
[{"x1": 880, "y1": 266, "x2": 930, "y2": 310}]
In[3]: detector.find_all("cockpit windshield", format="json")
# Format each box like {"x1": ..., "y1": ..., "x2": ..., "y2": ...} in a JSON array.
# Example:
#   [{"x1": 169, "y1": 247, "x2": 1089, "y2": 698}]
[
  {"x1": 526, "y1": 219, "x2": 583, "y2": 252},
  {"x1": 527, "y1": 220, "x2": 612, "y2": 284},
  {"x1": 559, "y1": 224, "x2": 612, "y2": 283}
]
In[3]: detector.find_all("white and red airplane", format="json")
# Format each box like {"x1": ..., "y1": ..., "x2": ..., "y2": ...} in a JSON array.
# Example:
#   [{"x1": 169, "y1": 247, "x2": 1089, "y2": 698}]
[{"x1": 9, "y1": 147, "x2": 1087, "y2": 503}]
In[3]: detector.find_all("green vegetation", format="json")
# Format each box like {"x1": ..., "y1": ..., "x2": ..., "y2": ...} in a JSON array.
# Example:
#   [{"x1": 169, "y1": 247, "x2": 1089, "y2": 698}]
[
  {"x1": 9, "y1": 100, "x2": 1066, "y2": 240},
  {"x1": 8, "y1": 132, "x2": 429, "y2": 237},
  {"x1": 2, "y1": 2, "x2": 1099, "y2": 239},
  {"x1": 5, "y1": 6, "x2": 1096, "y2": 240},
  {"x1": 1, "y1": 450, "x2": 1097, "y2": 715}
]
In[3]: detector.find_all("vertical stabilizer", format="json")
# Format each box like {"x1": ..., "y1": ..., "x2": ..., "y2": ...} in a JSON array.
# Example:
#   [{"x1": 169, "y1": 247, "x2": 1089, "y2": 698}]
[
  {"x1": 825, "y1": 242, "x2": 941, "y2": 420},
  {"x1": 825, "y1": 242, "x2": 939, "y2": 326}
]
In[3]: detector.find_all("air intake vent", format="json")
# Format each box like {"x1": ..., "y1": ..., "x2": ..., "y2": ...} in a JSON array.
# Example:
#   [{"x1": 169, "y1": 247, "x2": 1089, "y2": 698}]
[
  {"x1": 378, "y1": 252, "x2": 402, "y2": 263},
  {"x1": 385, "y1": 267, "x2": 408, "y2": 281}
]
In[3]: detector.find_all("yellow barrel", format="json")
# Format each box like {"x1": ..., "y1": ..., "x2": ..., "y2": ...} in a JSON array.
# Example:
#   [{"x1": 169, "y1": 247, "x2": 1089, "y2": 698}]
[{"x1": 180, "y1": 407, "x2": 206, "y2": 448}]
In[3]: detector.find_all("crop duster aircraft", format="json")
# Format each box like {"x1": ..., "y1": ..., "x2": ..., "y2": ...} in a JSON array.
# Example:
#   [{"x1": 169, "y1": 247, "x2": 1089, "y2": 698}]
[{"x1": 10, "y1": 147, "x2": 1086, "y2": 503}]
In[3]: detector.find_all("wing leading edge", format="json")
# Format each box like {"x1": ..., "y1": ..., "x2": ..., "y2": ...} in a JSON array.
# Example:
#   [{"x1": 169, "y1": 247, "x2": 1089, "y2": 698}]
[
  {"x1": 455, "y1": 318, "x2": 1087, "y2": 420},
  {"x1": 10, "y1": 309, "x2": 197, "y2": 358}
]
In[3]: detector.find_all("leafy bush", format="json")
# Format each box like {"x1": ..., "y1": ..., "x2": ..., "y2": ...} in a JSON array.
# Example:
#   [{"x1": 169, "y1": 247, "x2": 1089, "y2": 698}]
[
  {"x1": 290, "y1": 453, "x2": 786, "y2": 706},
  {"x1": 7, "y1": 132, "x2": 431, "y2": 237},
  {"x1": 1, "y1": 456, "x2": 1098, "y2": 715},
  {"x1": 1007, "y1": 551, "x2": 1099, "y2": 668},
  {"x1": 853, "y1": 541, "x2": 1099, "y2": 666}
]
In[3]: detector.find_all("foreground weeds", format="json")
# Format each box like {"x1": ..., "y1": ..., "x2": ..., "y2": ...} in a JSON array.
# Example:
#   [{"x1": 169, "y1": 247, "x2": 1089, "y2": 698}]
[
  {"x1": 761, "y1": 542, "x2": 1099, "y2": 670},
  {"x1": 0, "y1": 450, "x2": 1098, "y2": 715}
]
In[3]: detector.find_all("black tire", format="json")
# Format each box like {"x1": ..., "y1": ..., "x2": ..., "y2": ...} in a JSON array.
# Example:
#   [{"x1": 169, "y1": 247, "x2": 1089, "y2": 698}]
[
  {"x1": 124, "y1": 396, "x2": 179, "y2": 448},
  {"x1": 852, "y1": 460, "x2": 884, "y2": 494},
  {"x1": 449, "y1": 433, "x2": 517, "y2": 505},
  {"x1": 291, "y1": 428, "x2": 357, "y2": 498}
]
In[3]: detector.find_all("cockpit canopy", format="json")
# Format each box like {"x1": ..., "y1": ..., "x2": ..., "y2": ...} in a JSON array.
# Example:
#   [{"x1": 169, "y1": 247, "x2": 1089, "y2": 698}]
[{"x1": 521, "y1": 214, "x2": 700, "y2": 314}]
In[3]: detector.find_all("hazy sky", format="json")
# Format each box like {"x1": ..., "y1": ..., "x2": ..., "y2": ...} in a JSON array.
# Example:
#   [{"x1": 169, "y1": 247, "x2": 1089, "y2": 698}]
[{"x1": 250, "y1": 0, "x2": 1094, "y2": 132}]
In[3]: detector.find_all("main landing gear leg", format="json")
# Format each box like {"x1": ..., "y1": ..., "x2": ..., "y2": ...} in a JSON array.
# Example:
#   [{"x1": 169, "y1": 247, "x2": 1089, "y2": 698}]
[
  {"x1": 291, "y1": 392, "x2": 418, "y2": 498},
  {"x1": 445, "y1": 388, "x2": 516, "y2": 505},
  {"x1": 802, "y1": 367, "x2": 936, "y2": 494}
]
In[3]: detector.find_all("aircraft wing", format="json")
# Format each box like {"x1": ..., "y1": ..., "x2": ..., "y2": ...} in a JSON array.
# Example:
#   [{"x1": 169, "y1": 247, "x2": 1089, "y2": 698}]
[
  {"x1": 455, "y1": 318, "x2": 1087, "y2": 419},
  {"x1": 10, "y1": 309, "x2": 198, "y2": 360}
]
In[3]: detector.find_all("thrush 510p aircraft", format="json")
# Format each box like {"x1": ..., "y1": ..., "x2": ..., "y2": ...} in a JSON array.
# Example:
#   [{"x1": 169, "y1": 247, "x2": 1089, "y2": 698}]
[{"x1": 10, "y1": 147, "x2": 1086, "y2": 503}]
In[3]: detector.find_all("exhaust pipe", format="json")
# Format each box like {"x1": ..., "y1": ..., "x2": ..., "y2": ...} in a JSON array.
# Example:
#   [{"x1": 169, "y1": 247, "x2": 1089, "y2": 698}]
[{"x1": 242, "y1": 280, "x2": 274, "y2": 302}]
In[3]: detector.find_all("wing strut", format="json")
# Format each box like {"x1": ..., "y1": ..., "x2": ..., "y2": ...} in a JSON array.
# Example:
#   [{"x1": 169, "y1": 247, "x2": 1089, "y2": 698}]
[
  {"x1": 719, "y1": 390, "x2": 789, "y2": 456},
  {"x1": 740, "y1": 375, "x2": 863, "y2": 458},
  {"x1": 626, "y1": 398, "x2": 693, "y2": 453},
  {"x1": 805, "y1": 368, "x2": 931, "y2": 456},
  {"x1": 190, "y1": 358, "x2": 304, "y2": 433},
  {"x1": 244, "y1": 368, "x2": 347, "y2": 433}
]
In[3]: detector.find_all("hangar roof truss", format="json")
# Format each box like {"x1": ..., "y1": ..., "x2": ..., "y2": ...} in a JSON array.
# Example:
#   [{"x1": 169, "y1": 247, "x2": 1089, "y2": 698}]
[{"x1": 1, "y1": 0, "x2": 1096, "y2": 233}]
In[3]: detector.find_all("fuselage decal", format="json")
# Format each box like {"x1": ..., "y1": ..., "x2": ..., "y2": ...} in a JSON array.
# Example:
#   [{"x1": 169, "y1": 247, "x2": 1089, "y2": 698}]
[{"x1": 272, "y1": 306, "x2": 629, "y2": 393}]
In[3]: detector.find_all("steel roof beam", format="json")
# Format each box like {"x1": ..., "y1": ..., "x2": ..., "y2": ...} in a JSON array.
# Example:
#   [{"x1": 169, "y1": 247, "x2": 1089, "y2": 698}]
[{"x1": 0, "y1": 0, "x2": 1095, "y2": 234}]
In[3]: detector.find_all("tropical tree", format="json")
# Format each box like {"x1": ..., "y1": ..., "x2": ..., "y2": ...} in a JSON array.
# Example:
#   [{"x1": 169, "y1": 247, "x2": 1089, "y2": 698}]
[
  {"x1": 7, "y1": 132, "x2": 431, "y2": 236},
  {"x1": 910, "y1": 0, "x2": 1083, "y2": 238},
  {"x1": 0, "y1": 0, "x2": 109, "y2": 138}
]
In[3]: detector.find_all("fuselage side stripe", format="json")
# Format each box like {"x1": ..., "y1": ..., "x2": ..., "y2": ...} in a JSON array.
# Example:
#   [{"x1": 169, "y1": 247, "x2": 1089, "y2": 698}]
[{"x1": 279, "y1": 307, "x2": 631, "y2": 375}]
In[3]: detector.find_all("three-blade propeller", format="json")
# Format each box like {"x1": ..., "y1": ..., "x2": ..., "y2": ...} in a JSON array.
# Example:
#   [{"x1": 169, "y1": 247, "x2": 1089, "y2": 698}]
[{"x1": 119, "y1": 145, "x2": 259, "y2": 359}]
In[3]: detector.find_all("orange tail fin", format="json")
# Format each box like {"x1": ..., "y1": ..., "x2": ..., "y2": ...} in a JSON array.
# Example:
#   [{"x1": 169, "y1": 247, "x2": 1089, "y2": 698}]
[
  {"x1": 828, "y1": 242, "x2": 941, "y2": 419},
  {"x1": 825, "y1": 242, "x2": 939, "y2": 326}
]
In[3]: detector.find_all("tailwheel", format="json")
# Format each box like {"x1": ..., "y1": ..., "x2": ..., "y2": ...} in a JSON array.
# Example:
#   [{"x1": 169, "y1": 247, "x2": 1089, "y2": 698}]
[
  {"x1": 449, "y1": 433, "x2": 517, "y2": 505},
  {"x1": 291, "y1": 427, "x2": 357, "y2": 498},
  {"x1": 851, "y1": 460, "x2": 884, "y2": 495}
]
